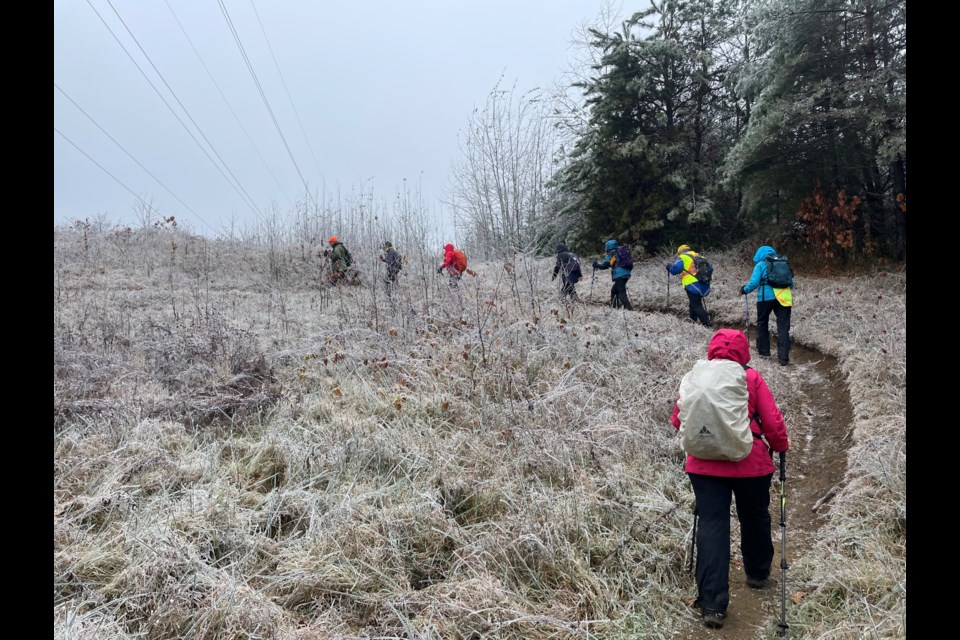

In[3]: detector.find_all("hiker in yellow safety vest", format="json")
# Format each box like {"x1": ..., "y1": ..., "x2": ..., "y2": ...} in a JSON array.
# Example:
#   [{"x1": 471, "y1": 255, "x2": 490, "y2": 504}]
[
  {"x1": 667, "y1": 244, "x2": 712, "y2": 328},
  {"x1": 739, "y1": 245, "x2": 793, "y2": 365}
]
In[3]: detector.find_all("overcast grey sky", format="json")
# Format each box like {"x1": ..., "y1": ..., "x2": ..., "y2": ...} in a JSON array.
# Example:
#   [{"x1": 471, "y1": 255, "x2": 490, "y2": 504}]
[{"x1": 54, "y1": 1, "x2": 625, "y2": 238}]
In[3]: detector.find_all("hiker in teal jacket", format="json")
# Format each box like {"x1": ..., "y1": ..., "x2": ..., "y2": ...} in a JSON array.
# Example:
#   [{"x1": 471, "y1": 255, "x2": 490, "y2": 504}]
[
  {"x1": 592, "y1": 239, "x2": 633, "y2": 310},
  {"x1": 739, "y1": 246, "x2": 794, "y2": 365}
]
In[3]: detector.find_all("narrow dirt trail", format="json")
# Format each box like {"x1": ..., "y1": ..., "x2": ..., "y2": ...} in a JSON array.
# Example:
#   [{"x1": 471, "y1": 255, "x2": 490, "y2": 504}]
[
  {"x1": 669, "y1": 340, "x2": 853, "y2": 639},
  {"x1": 577, "y1": 292, "x2": 854, "y2": 637}
]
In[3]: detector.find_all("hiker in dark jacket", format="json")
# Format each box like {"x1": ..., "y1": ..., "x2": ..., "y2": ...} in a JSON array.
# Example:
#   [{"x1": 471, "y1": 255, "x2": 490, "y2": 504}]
[
  {"x1": 552, "y1": 243, "x2": 583, "y2": 300},
  {"x1": 326, "y1": 236, "x2": 352, "y2": 284},
  {"x1": 739, "y1": 245, "x2": 793, "y2": 365},
  {"x1": 671, "y1": 328, "x2": 790, "y2": 629},
  {"x1": 667, "y1": 244, "x2": 712, "y2": 327},
  {"x1": 592, "y1": 239, "x2": 633, "y2": 310},
  {"x1": 379, "y1": 241, "x2": 402, "y2": 285}
]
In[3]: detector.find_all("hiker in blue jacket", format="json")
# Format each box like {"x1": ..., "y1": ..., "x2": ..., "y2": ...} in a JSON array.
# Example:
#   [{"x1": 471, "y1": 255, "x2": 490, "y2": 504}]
[
  {"x1": 739, "y1": 245, "x2": 794, "y2": 365},
  {"x1": 592, "y1": 239, "x2": 633, "y2": 310},
  {"x1": 667, "y1": 244, "x2": 712, "y2": 328}
]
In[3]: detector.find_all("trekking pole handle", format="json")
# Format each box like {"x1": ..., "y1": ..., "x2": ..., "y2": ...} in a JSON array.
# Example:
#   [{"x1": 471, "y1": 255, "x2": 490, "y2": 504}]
[{"x1": 779, "y1": 451, "x2": 786, "y2": 481}]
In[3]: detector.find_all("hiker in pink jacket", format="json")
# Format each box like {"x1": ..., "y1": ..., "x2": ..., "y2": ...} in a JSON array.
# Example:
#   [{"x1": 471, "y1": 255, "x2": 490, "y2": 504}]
[{"x1": 671, "y1": 328, "x2": 790, "y2": 629}]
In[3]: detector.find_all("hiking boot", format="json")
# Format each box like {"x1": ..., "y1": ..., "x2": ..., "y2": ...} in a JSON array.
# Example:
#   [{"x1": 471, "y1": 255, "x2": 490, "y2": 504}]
[
  {"x1": 746, "y1": 576, "x2": 775, "y2": 589},
  {"x1": 702, "y1": 609, "x2": 725, "y2": 629},
  {"x1": 758, "y1": 352, "x2": 771, "y2": 357},
  {"x1": 778, "y1": 358, "x2": 789, "y2": 366}
]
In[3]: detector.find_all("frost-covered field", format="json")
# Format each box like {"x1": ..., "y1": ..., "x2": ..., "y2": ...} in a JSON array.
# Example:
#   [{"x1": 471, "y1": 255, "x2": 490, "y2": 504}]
[{"x1": 54, "y1": 225, "x2": 905, "y2": 639}]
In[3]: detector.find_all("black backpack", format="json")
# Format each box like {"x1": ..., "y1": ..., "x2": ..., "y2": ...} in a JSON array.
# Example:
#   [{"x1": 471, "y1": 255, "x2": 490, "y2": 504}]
[
  {"x1": 691, "y1": 255, "x2": 713, "y2": 284},
  {"x1": 343, "y1": 247, "x2": 353, "y2": 267},
  {"x1": 615, "y1": 245, "x2": 634, "y2": 270},
  {"x1": 763, "y1": 255, "x2": 793, "y2": 288}
]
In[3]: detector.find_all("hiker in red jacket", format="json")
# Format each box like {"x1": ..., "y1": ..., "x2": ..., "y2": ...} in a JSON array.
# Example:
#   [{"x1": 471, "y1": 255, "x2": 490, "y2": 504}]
[
  {"x1": 670, "y1": 328, "x2": 790, "y2": 629},
  {"x1": 437, "y1": 243, "x2": 465, "y2": 285}
]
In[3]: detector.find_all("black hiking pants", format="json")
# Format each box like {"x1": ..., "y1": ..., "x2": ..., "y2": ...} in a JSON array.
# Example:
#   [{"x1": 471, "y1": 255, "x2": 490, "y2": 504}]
[
  {"x1": 686, "y1": 289, "x2": 712, "y2": 327},
  {"x1": 756, "y1": 299, "x2": 792, "y2": 362},
  {"x1": 560, "y1": 274, "x2": 580, "y2": 300},
  {"x1": 610, "y1": 276, "x2": 633, "y2": 310},
  {"x1": 688, "y1": 472, "x2": 774, "y2": 614}
]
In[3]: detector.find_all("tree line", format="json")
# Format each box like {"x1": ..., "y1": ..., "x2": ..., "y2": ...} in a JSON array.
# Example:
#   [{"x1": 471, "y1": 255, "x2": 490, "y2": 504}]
[{"x1": 450, "y1": 0, "x2": 905, "y2": 267}]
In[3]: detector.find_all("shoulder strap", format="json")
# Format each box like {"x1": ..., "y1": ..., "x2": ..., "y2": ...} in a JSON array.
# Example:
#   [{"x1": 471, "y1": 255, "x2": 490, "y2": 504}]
[{"x1": 742, "y1": 364, "x2": 764, "y2": 439}]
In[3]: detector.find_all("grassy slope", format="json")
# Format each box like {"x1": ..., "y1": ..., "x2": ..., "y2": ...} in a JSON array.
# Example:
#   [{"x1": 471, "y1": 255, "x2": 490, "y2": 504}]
[{"x1": 54, "y1": 228, "x2": 905, "y2": 639}]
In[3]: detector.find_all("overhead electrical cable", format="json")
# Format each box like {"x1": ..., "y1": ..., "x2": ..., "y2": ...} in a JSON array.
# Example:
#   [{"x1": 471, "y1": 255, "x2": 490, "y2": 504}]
[
  {"x1": 55, "y1": 82, "x2": 216, "y2": 234},
  {"x1": 85, "y1": 0, "x2": 265, "y2": 223},
  {"x1": 249, "y1": 0, "x2": 325, "y2": 181},
  {"x1": 102, "y1": 0, "x2": 269, "y2": 223},
  {"x1": 162, "y1": 0, "x2": 294, "y2": 208},
  {"x1": 217, "y1": 0, "x2": 317, "y2": 206},
  {"x1": 55, "y1": 127, "x2": 216, "y2": 235}
]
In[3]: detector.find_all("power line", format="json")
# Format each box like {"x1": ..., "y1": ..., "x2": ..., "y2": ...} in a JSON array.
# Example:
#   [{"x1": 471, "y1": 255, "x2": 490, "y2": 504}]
[
  {"x1": 217, "y1": 0, "x2": 317, "y2": 206},
  {"x1": 55, "y1": 126, "x2": 216, "y2": 235},
  {"x1": 85, "y1": 0, "x2": 265, "y2": 222},
  {"x1": 102, "y1": 0, "x2": 269, "y2": 222},
  {"x1": 55, "y1": 82, "x2": 216, "y2": 234},
  {"x1": 162, "y1": 0, "x2": 294, "y2": 208},
  {"x1": 249, "y1": 0, "x2": 325, "y2": 181}
]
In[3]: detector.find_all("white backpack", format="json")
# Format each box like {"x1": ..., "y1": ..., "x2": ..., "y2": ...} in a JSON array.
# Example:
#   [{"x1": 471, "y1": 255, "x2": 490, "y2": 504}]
[{"x1": 677, "y1": 359, "x2": 754, "y2": 461}]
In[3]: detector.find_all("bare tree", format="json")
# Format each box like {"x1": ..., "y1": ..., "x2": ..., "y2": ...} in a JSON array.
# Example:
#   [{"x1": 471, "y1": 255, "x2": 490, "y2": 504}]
[{"x1": 446, "y1": 77, "x2": 562, "y2": 261}]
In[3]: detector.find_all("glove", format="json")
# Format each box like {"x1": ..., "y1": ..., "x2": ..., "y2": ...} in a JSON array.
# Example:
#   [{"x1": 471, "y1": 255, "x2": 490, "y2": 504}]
[
  {"x1": 437, "y1": 267, "x2": 443, "y2": 274},
  {"x1": 592, "y1": 261, "x2": 601, "y2": 269},
  {"x1": 665, "y1": 264, "x2": 671, "y2": 272},
  {"x1": 738, "y1": 286, "x2": 746, "y2": 296},
  {"x1": 551, "y1": 274, "x2": 557, "y2": 281}
]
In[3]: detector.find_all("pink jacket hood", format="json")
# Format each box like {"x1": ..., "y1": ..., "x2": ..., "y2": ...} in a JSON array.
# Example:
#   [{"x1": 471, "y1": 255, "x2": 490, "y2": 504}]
[{"x1": 707, "y1": 329, "x2": 750, "y2": 366}]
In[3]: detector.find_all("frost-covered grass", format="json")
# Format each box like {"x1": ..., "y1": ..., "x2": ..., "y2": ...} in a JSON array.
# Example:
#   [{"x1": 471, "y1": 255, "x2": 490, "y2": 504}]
[{"x1": 54, "y1": 225, "x2": 905, "y2": 639}]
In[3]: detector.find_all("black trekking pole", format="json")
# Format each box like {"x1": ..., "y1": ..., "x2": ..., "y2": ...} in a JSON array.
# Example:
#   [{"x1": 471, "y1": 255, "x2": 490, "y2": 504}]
[
  {"x1": 666, "y1": 266, "x2": 670, "y2": 307},
  {"x1": 590, "y1": 266, "x2": 596, "y2": 301},
  {"x1": 688, "y1": 504, "x2": 698, "y2": 574},
  {"x1": 745, "y1": 291, "x2": 751, "y2": 341},
  {"x1": 778, "y1": 451, "x2": 789, "y2": 637}
]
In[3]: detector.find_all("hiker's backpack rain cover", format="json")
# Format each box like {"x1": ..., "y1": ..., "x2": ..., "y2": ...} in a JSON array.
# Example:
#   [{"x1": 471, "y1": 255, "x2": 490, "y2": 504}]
[
  {"x1": 453, "y1": 250, "x2": 468, "y2": 272},
  {"x1": 677, "y1": 359, "x2": 753, "y2": 461}
]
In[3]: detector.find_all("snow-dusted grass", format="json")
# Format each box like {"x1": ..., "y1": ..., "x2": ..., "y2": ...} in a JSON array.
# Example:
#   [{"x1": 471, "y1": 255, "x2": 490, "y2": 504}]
[{"x1": 54, "y1": 226, "x2": 905, "y2": 639}]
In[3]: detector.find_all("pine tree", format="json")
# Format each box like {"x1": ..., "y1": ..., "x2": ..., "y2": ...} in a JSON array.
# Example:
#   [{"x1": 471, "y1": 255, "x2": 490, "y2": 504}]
[{"x1": 722, "y1": 0, "x2": 906, "y2": 259}]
